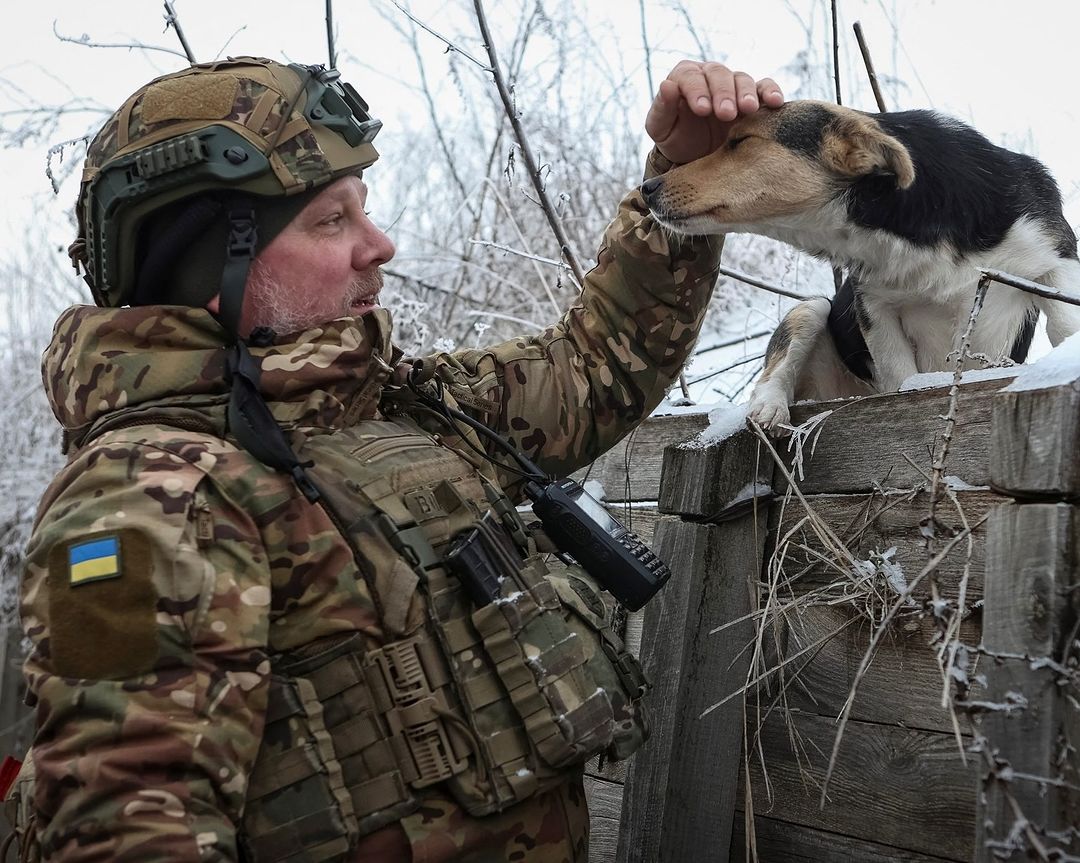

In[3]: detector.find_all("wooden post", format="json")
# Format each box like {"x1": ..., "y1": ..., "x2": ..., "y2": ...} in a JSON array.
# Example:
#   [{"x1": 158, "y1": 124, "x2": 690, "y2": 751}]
[
  {"x1": 978, "y1": 361, "x2": 1080, "y2": 859},
  {"x1": 617, "y1": 429, "x2": 767, "y2": 862},
  {"x1": 990, "y1": 351, "x2": 1080, "y2": 497},
  {"x1": 977, "y1": 503, "x2": 1079, "y2": 860}
]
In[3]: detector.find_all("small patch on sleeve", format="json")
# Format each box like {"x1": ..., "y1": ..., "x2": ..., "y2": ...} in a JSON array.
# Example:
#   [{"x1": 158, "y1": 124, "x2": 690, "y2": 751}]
[
  {"x1": 48, "y1": 529, "x2": 159, "y2": 680},
  {"x1": 68, "y1": 535, "x2": 122, "y2": 586}
]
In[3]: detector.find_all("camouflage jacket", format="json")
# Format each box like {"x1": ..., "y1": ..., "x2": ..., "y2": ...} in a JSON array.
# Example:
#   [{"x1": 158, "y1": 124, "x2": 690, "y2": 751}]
[{"x1": 19, "y1": 151, "x2": 723, "y2": 862}]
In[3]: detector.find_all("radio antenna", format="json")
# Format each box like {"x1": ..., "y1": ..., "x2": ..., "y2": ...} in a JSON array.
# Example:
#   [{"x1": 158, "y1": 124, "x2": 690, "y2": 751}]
[
  {"x1": 325, "y1": 0, "x2": 337, "y2": 68},
  {"x1": 163, "y1": 1, "x2": 197, "y2": 64}
]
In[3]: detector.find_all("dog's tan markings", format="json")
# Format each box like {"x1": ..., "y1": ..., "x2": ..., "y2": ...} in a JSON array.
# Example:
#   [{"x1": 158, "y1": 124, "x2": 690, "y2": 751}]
[
  {"x1": 647, "y1": 109, "x2": 835, "y2": 231},
  {"x1": 759, "y1": 317, "x2": 792, "y2": 381},
  {"x1": 822, "y1": 108, "x2": 915, "y2": 188}
]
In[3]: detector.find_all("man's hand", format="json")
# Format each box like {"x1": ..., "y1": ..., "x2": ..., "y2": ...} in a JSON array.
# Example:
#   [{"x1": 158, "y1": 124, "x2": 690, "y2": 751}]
[{"x1": 646, "y1": 61, "x2": 784, "y2": 165}]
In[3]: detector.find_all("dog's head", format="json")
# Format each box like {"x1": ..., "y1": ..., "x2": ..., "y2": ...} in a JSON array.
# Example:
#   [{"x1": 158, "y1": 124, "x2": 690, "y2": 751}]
[{"x1": 642, "y1": 100, "x2": 915, "y2": 235}]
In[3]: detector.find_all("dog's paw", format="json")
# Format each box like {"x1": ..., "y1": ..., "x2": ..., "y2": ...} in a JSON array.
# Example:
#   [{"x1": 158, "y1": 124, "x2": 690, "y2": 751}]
[{"x1": 747, "y1": 397, "x2": 791, "y2": 436}]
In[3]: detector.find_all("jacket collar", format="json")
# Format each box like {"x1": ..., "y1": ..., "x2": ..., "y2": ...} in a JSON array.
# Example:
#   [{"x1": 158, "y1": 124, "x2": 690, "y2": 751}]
[{"x1": 43, "y1": 304, "x2": 396, "y2": 441}]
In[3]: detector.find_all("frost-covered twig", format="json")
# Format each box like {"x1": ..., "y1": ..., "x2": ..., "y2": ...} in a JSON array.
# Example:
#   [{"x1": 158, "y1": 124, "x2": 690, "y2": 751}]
[
  {"x1": 386, "y1": 0, "x2": 491, "y2": 71},
  {"x1": 45, "y1": 134, "x2": 90, "y2": 194},
  {"x1": 472, "y1": 0, "x2": 587, "y2": 288},
  {"x1": 469, "y1": 239, "x2": 570, "y2": 270},
  {"x1": 923, "y1": 276, "x2": 988, "y2": 549},
  {"x1": 51, "y1": 19, "x2": 188, "y2": 60}
]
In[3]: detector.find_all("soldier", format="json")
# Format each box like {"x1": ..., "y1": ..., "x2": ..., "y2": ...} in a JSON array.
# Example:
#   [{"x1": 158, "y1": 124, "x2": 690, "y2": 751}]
[{"x1": 6, "y1": 57, "x2": 781, "y2": 861}]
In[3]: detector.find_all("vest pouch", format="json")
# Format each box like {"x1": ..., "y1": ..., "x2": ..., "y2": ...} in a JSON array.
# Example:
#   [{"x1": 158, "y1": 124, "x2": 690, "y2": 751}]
[
  {"x1": 2, "y1": 754, "x2": 40, "y2": 863},
  {"x1": 240, "y1": 634, "x2": 420, "y2": 863},
  {"x1": 546, "y1": 563, "x2": 651, "y2": 761},
  {"x1": 470, "y1": 553, "x2": 651, "y2": 770}
]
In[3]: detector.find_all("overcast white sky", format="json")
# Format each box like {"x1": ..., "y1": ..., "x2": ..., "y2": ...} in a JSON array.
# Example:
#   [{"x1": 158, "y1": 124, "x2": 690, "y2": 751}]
[{"x1": 1, "y1": 0, "x2": 1076, "y2": 387}]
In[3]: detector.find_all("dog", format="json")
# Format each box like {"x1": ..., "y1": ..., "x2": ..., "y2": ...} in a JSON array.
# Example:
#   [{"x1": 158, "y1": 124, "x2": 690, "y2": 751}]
[{"x1": 641, "y1": 99, "x2": 1080, "y2": 432}]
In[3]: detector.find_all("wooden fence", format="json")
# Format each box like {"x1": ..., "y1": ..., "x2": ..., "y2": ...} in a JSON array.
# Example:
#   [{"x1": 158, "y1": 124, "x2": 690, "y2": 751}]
[{"x1": 584, "y1": 367, "x2": 1079, "y2": 862}]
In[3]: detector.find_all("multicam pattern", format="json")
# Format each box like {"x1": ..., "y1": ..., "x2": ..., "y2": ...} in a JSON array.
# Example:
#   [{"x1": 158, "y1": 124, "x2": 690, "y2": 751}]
[
  {"x1": 18, "y1": 151, "x2": 722, "y2": 861},
  {"x1": 82, "y1": 59, "x2": 346, "y2": 194}
]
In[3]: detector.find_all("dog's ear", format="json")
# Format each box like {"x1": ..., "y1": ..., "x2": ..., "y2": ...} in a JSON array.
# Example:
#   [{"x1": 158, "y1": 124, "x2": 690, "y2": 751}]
[{"x1": 823, "y1": 114, "x2": 915, "y2": 189}]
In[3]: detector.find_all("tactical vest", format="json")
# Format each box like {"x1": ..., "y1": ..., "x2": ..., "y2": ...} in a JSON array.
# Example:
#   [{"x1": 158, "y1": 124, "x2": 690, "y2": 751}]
[{"x1": 7, "y1": 405, "x2": 650, "y2": 863}]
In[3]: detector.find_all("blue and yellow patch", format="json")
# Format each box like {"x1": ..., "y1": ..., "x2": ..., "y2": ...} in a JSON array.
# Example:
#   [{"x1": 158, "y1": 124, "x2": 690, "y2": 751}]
[{"x1": 68, "y1": 535, "x2": 122, "y2": 586}]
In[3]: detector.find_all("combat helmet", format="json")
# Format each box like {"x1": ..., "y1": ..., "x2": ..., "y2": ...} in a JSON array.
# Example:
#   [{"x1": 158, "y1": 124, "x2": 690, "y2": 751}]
[{"x1": 70, "y1": 56, "x2": 381, "y2": 334}]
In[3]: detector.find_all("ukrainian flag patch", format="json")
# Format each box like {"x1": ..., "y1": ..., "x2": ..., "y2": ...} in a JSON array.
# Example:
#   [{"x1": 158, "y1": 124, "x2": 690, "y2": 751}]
[{"x1": 68, "y1": 535, "x2": 122, "y2": 586}]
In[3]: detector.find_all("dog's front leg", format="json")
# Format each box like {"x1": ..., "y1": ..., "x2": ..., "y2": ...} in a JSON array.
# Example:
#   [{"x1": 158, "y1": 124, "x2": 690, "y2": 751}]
[
  {"x1": 860, "y1": 305, "x2": 918, "y2": 392},
  {"x1": 748, "y1": 298, "x2": 832, "y2": 433}
]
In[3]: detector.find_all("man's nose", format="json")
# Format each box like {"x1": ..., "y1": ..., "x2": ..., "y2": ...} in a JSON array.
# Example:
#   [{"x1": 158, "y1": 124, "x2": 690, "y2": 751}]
[{"x1": 355, "y1": 222, "x2": 396, "y2": 269}]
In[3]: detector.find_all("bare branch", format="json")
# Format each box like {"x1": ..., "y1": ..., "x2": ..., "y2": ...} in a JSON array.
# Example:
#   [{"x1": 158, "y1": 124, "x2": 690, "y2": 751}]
[
  {"x1": 162, "y1": 2, "x2": 196, "y2": 64},
  {"x1": 853, "y1": 22, "x2": 887, "y2": 111},
  {"x1": 385, "y1": 0, "x2": 490, "y2": 71},
  {"x1": 638, "y1": 0, "x2": 655, "y2": 97},
  {"x1": 980, "y1": 267, "x2": 1080, "y2": 307},
  {"x1": 695, "y1": 329, "x2": 774, "y2": 356},
  {"x1": 687, "y1": 352, "x2": 767, "y2": 385},
  {"x1": 383, "y1": 267, "x2": 458, "y2": 297},
  {"x1": 52, "y1": 19, "x2": 188, "y2": 60},
  {"x1": 717, "y1": 264, "x2": 817, "y2": 302},
  {"x1": 469, "y1": 239, "x2": 569, "y2": 269},
  {"x1": 830, "y1": 0, "x2": 842, "y2": 105},
  {"x1": 472, "y1": 0, "x2": 587, "y2": 288},
  {"x1": 923, "y1": 278, "x2": 988, "y2": 549},
  {"x1": 213, "y1": 25, "x2": 248, "y2": 62},
  {"x1": 45, "y1": 134, "x2": 91, "y2": 194}
]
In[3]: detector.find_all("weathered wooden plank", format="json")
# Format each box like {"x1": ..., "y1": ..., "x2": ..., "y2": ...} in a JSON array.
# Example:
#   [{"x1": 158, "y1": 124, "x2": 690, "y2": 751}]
[
  {"x1": 976, "y1": 503, "x2": 1080, "y2": 862},
  {"x1": 731, "y1": 812, "x2": 963, "y2": 862},
  {"x1": 585, "y1": 774, "x2": 623, "y2": 863},
  {"x1": 740, "y1": 711, "x2": 977, "y2": 860},
  {"x1": 574, "y1": 412, "x2": 710, "y2": 503},
  {"x1": 756, "y1": 605, "x2": 982, "y2": 736},
  {"x1": 617, "y1": 513, "x2": 764, "y2": 863},
  {"x1": 782, "y1": 376, "x2": 1010, "y2": 495},
  {"x1": 584, "y1": 753, "x2": 627, "y2": 785},
  {"x1": 658, "y1": 427, "x2": 771, "y2": 519},
  {"x1": 769, "y1": 488, "x2": 1002, "y2": 601},
  {"x1": 989, "y1": 349, "x2": 1080, "y2": 497}
]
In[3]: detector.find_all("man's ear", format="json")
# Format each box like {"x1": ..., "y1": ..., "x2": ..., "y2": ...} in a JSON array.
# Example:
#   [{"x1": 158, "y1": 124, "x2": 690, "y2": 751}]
[{"x1": 823, "y1": 113, "x2": 915, "y2": 189}]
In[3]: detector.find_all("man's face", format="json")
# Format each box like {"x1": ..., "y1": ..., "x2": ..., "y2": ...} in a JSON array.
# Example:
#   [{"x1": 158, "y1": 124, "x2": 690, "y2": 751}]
[{"x1": 232, "y1": 174, "x2": 396, "y2": 336}]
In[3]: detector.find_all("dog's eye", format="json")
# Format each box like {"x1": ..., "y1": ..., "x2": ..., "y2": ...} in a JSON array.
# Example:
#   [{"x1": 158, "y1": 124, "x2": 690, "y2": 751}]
[{"x1": 728, "y1": 135, "x2": 750, "y2": 151}]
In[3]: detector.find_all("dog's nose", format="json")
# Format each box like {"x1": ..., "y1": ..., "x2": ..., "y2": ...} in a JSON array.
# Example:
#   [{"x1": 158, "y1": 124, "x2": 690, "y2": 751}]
[{"x1": 640, "y1": 177, "x2": 663, "y2": 199}]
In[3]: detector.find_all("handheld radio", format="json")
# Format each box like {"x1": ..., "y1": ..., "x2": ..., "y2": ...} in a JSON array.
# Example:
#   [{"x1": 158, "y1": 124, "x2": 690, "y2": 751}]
[{"x1": 404, "y1": 368, "x2": 673, "y2": 611}]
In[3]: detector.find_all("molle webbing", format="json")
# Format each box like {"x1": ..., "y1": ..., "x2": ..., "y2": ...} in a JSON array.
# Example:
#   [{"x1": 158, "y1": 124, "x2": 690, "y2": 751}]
[{"x1": 241, "y1": 630, "x2": 477, "y2": 862}]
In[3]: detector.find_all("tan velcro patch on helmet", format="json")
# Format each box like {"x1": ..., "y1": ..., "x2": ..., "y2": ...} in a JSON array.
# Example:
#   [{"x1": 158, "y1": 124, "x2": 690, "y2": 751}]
[{"x1": 142, "y1": 73, "x2": 240, "y2": 124}]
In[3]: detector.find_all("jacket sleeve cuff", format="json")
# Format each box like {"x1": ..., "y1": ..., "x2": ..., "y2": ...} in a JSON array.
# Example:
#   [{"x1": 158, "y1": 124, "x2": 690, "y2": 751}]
[{"x1": 643, "y1": 146, "x2": 677, "y2": 181}]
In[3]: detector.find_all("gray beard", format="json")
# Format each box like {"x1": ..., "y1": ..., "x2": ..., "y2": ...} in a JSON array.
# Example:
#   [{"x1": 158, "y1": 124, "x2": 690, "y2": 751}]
[{"x1": 247, "y1": 264, "x2": 383, "y2": 335}]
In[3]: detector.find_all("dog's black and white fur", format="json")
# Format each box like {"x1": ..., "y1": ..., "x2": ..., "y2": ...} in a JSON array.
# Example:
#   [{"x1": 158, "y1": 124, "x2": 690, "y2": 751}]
[{"x1": 641, "y1": 100, "x2": 1080, "y2": 430}]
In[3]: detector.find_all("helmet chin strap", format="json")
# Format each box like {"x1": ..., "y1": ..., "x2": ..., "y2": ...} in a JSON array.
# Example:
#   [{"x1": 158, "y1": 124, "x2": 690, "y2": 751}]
[
  {"x1": 218, "y1": 200, "x2": 324, "y2": 504},
  {"x1": 218, "y1": 202, "x2": 258, "y2": 338}
]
